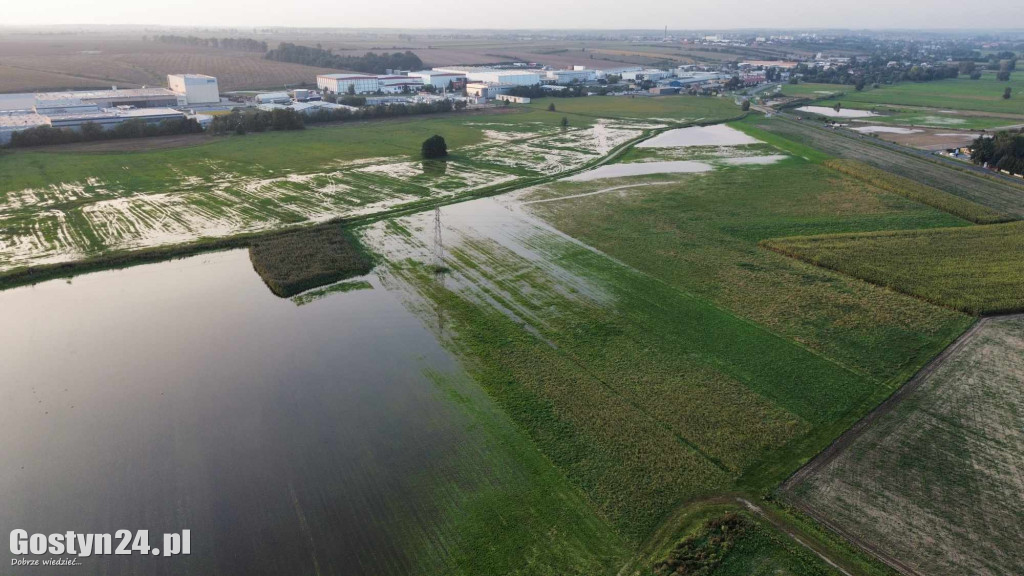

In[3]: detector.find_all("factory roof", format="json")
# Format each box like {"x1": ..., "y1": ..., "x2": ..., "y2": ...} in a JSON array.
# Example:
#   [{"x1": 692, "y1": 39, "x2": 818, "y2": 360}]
[
  {"x1": 34, "y1": 88, "x2": 178, "y2": 102},
  {"x1": 0, "y1": 112, "x2": 50, "y2": 129},
  {"x1": 317, "y1": 74, "x2": 379, "y2": 80}
]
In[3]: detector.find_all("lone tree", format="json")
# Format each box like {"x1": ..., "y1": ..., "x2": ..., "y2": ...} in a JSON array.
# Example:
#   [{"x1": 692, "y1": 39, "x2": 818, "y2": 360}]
[
  {"x1": 421, "y1": 135, "x2": 448, "y2": 159},
  {"x1": 833, "y1": 101, "x2": 842, "y2": 113},
  {"x1": 855, "y1": 78, "x2": 866, "y2": 91},
  {"x1": 1004, "y1": 87, "x2": 1013, "y2": 100},
  {"x1": 547, "y1": 102, "x2": 556, "y2": 112},
  {"x1": 741, "y1": 100, "x2": 751, "y2": 111},
  {"x1": 560, "y1": 116, "x2": 569, "y2": 129}
]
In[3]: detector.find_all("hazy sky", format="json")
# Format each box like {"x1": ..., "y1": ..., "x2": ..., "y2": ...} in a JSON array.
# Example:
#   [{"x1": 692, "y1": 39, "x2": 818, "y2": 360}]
[{"x1": 3, "y1": 0, "x2": 1023, "y2": 30}]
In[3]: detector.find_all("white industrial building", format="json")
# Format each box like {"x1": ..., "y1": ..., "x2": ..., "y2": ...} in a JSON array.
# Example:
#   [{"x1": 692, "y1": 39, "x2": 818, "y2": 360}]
[
  {"x1": 377, "y1": 76, "x2": 424, "y2": 93},
  {"x1": 434, "y1": 67, "x2": 541, "y2": 86},
  {"x1": 546, "y1": 69, "x2": 595, "y2": 84},
  {"x1": 317, "y1": 74, "x2": 385, "y2": 94},
  {"x1": 254, "y1": 92, "x2": 292, "y2": 105},
  {"x1": 34, "y1": 88, "x2": 180, "y2": 109},
  {"x1": 407, "y1": 70, "x2": 467, "y2": 89},
  {"x1": 167, "y1": 74, "x2": 220, "y2": 105},
  {"x1": 257, "y1": 101, "x2": 360, "y2": 115},
  {"x1": 622, "y1": 69, "x2": 670, "y2": 82}
]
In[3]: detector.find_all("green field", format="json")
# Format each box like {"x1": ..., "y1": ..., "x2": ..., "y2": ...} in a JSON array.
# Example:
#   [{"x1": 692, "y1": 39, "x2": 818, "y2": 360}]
[
  {"x1": 763, "y1": 221, "x2": 1024, "y2": 315},
  {"x1": 522, "y1": 94, "x2": 742, "y2": 121},
  {"x1": 834, "y1": 102, "x2": 1021, "y2": 130},
  {"x1": 741, "y1": 115, "x2": 1024, "y2": 218},
  {"x1": 838, "y1": 75, "x2": 1024, "y2": 115},
  {"x1": 365, "y1": 126, "x2": 974, "y2": 572},
  {"x1": 785, "y1": 315, "x2": 1024, "y2": 576}
]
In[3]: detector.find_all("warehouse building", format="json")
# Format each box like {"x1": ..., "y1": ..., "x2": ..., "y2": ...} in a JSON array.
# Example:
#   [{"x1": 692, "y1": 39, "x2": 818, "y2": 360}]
[
  {"x1": 0, "y1": 111, "x2": 50, "y2": 145},
  {"x1": 317, "y1": 74, "x2": 385, "y2": 94},
  {"x1": 254, "y1": 92, "x2": 292, "y2": 105},
  {"x1": 433, "y1": 67, "x2": 541, "y2": 86},
  {"x1": 34, "y1": 87, "x2": 180, "y2": 109},
  {"x1": 407, "y1": 70, "x2": 466, "y2": 89},
  {"x1": 546, "y1": 69, "x2": 595, "y2": 84},
  {"x1": 167, "y1": 74, "x2": 220, "y2": 105}
]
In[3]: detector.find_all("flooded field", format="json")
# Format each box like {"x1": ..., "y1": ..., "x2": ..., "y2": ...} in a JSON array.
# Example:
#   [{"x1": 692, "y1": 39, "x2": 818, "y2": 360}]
[
  {"x1": 0, "y1": 248, "x2": 625, "y2": 575},
  {"x1": 796, "y1": 106, "x2": 880, "y2": 118},
  {"x1": 0, "y1": 118, "x2": 647, "y2": 272},
  {"x1": 564, "y1": 160, "x2": 713, "y2": 181},
  {"x1": 636, "y1": 124, "x2": 760, "y2": 148}
]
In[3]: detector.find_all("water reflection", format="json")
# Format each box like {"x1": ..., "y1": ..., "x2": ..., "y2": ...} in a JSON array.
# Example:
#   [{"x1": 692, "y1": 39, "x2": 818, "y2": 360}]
[{"x1": 0, "y1": 250, "x2": 482, "y2": 575}]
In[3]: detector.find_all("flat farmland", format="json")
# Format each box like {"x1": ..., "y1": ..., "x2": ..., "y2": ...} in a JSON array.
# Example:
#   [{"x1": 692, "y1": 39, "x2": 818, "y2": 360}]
[
  {"x1": 763, "y1": 221, "x2": 1024, "y2": 315},
  {"x1": 366, "y1": 130, "x2": 974, "y2": 547},
  {"x1": 0, "y1": 96, "x2": 756, "y2": 277},
  {"x1": 0, "y1": 34, "x2": 334, "y2": 92},
  {"x1": 742, "y1": 116, "x2": 1024, "y2": 218},
  {"x1": 837, "y1": 74, "x2": 1024, "y2": 116},
  {"x1": 783, "y1": 315, "x2": 1024, "y2": 576}
]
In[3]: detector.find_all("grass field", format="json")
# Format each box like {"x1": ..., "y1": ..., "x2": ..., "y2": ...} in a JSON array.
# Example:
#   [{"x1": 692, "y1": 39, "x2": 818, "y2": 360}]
[
  {"x1": 523, "y1": 95, "x2": 742, "y2": 121},
  {"x1": 741, "y1": 115, "x2": 1024, "y2": 218},
  {"x1": 784, "y1": 315, "x2": 1024, "y2": 576},
  {"x1": 763, "y1": 221, "x2": 1024, "y2": 315},
  {"x1": 363, "y1": 131, "x2": 973, "y2": 572},
  {"x1": 838, "y1": 75, "x2": 1024, "y2": 115},
  {"x1": 782, "y1": 75, "x2": 1024, "y2": 115}
]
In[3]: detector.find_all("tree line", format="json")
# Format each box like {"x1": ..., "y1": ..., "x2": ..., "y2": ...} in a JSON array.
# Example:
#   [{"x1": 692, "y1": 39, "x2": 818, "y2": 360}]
[
  {"x1": 264, "y1": 43, "x2": 423, "y2": 75},
  {"x1": 971, "y1": 131, "x2": 1024, "y2": 176},
  {"x1": 146, "y1": 35, "x2": 268, "y2": 52},
  {"x1": 211, "y1": 99, "x2": 466, "y2": 136},
  {"x1": 8, "y1": 118, "x2": 204, "y2": 148}
]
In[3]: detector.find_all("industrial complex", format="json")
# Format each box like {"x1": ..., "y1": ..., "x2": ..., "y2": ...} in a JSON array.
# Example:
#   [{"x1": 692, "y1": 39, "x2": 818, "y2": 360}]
[{"x1": 0, "y1": 58, "x2": 781, "y2": 145}]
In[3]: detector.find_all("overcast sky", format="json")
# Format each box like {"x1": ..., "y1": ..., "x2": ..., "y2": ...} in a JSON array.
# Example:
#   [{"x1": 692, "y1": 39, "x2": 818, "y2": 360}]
[{"x1": 3, "y1": 0, "x2": 1022, "y2": 30}]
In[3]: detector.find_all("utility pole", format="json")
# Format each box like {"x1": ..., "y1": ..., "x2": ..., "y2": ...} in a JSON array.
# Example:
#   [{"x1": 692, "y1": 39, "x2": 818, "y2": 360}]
[{"x1": 433, "y1": 206, "x2": 444, "y2": 269}]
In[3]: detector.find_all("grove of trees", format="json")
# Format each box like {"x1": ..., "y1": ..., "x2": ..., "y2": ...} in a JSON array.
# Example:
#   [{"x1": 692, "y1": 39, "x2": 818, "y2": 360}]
[
  {"x1": 265, "y1": 43, "x2": 423, "y2": 75},
  {"x1": 9, "y1": 117, "x2": 204, "y2": 148},
  {"x1": 971, "y1": 131, "x2": 1024, "y2": 176},
  {"x1": 148, "y1": 35, "x2": 267, "y2": 52}
]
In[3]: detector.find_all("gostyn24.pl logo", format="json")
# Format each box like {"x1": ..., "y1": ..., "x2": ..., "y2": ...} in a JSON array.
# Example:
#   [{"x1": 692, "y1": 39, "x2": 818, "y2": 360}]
[{"x1": 10, "y1": 529, "x2": 190, "y2": 564}]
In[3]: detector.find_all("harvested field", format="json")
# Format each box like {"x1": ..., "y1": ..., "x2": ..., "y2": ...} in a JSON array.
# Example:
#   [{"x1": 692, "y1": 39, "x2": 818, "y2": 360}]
[
  {"x1": 783, "y1": 315, "x2": 1024, "y2": 576},
  {"x1": 763, "y1": 221, "x2": 1024, "y2": 315},
  {"x1": 0, "y1": 35, "x2": 335, "y2": 91},
  {"x1": 742, "y1": 116, "x2": 1024, "y2": 218}
]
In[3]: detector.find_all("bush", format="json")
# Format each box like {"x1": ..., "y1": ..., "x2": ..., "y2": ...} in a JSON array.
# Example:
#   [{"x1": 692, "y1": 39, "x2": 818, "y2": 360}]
[
  {"x1": 249, "y1": 225, "x2": 373, "y2": 297},
  {"x1": 421, "y1": 135, "x2": 448, "y2": 159}
]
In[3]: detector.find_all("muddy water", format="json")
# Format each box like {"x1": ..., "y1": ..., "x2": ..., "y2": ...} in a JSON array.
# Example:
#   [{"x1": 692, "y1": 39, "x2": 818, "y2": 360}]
[
  {"x1": 0, "y1": 250, "x2": 497, "y2": 576},
  {"x1": 636, "y1": 124, "x2": 761, "y2": 148}
]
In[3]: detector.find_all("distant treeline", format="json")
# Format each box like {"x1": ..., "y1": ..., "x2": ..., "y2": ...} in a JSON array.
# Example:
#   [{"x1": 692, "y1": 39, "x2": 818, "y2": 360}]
[
  {"x1": 8, "y1": 118, "x2": 204, "y2": 148},
  {"x1": 146, "y1": 35, "x2": 268, "y2": 52},
  {"x1": 210, "y1": 99, "x2": 465, "y2": 136},
  {"x1": 264, "y1": 43, "x2": 423, "y2": 74},
  {"x1": 507, "y1": 85, "x2": 587, "y2": 98},
  {"x1": 210, "y1": 108, "x2": 306, "y2": 135},
  {"x1": 795, "y1": 60, "x2": 962, "y2": 86},
  {"x1": 971, "y1": 131, "x2": 1024, "y2": 176}
]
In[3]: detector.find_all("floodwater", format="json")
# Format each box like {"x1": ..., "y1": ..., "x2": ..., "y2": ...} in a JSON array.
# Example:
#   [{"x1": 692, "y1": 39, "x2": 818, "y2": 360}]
[
  {"x1": 636, "y1": 124, "x2": 761, "y2": 148},
  {"x1": 0, "y1": 250, "x2": 505, "y2": 575},
  {"x1": 796, "y1": 105, "x2": 880, "y2": 118},
  {"x1": 564, "y1": 160, "x2": 713, "y2": 181},
  {"x1": 850, "y1": 126, "x2": 923, "y2": 134}
]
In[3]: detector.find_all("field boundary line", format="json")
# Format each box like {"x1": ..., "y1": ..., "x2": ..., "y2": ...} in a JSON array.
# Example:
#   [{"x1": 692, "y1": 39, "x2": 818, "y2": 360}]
[{"x1": 775, "y1": 315, "x2": 1016, "y2": 576}]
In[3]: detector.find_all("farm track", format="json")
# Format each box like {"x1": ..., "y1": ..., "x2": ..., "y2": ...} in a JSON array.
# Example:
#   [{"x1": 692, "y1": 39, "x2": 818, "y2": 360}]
[
  {"x1": 762, "y1": 115, "x2": 1024, "y2": 217},
  {"x1": 778, "y1": 315, "x2": 1004, "y2": 576}
]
